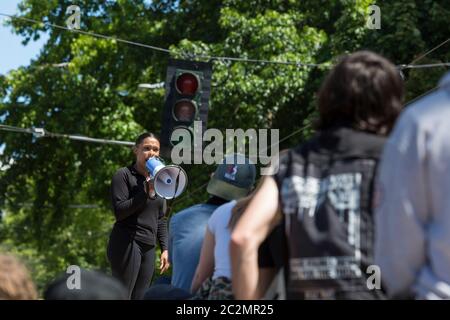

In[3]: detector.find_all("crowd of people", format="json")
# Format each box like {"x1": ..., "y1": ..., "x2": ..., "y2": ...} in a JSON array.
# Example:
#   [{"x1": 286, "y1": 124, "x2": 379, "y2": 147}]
[{"x1": 2, "y1": 50, "x2": 450, "y2": 300}]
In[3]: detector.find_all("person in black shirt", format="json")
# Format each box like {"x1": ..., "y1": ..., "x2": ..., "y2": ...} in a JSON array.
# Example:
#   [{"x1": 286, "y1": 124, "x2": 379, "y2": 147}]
[
  {"x1": 230, "y1": 51, "x2": 404, "y2": 299},
  {"x1": 107, "y1": 132, "x2": 170, "y2": 300}
]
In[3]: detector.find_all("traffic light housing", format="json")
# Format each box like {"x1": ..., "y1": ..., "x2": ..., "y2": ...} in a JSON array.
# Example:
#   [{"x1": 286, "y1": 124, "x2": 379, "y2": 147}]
[{"x1": 160, "y1": 59, "x2": 212, "y2": 158}]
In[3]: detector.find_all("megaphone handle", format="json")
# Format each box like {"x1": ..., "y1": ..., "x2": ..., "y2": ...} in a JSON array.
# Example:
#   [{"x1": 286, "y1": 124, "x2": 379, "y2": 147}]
[
  {"x1": 172, "y1": 167, "x2": 181, "y2": 199},
  {"x1": 146, "y1": 177, "x2": 157, "y2": 200}
]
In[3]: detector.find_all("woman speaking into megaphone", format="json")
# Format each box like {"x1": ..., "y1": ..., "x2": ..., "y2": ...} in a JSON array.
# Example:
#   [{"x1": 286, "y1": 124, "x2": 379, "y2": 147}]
[{"x1": 107, "y1": 132, "x2": 170, "y2": 300}]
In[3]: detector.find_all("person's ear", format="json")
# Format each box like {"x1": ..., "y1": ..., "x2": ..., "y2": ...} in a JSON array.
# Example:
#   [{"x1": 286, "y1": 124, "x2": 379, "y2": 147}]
[{"x1": 132, "y1": 145, "x2": 138, "y2": 156}]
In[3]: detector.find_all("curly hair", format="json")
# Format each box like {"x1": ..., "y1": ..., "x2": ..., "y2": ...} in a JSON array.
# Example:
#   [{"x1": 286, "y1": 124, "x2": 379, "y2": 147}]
[{"x1": 0, "y1": 254, "x2": 38, "y2": 300}]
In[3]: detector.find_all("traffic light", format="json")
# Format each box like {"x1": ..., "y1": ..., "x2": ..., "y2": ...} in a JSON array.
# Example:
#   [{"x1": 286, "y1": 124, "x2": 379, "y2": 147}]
[{"x1": 160, "y1": 59, "x2": 212, "y2": 158}]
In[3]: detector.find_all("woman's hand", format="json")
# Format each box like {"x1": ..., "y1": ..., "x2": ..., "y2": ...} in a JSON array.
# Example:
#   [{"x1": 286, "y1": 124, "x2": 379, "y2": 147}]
[
  {"x1": 145, "y1": 177, "x2": 157, "y2": 199},
  {"x1": 159, "y1": 250, "x2": 170, "y2": 274}
]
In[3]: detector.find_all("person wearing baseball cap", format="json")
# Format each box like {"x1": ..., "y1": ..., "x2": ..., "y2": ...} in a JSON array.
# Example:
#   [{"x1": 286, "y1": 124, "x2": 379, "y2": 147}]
[
  {"x1": 206, "y1": 153, "x2": 256, "y2": 201},
  {"x1": 168, "y1": 154, "x2": 256, "y2": 292}
]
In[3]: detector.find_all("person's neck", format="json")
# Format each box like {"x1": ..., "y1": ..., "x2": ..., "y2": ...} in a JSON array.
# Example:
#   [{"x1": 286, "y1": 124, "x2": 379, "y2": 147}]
[{"x1": 134, "y1": 162, "x2": 147, "y2": 177}]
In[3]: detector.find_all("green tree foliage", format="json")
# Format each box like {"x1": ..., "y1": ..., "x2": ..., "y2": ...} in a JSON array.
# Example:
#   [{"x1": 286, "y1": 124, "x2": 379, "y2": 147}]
[{"x1": 1, "y1": 0, "x2": 449, "y2": 294}]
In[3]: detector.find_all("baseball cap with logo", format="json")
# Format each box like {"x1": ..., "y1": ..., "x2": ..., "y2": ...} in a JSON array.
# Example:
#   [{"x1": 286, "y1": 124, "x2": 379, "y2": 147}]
[{"x1": 207, "y1": 154, "x2": 256, "y2": 201}]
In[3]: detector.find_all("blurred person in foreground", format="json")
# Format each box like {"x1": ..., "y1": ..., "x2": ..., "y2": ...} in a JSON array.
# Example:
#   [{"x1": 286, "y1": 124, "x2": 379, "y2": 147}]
[
  {"x1": 44, "y1": 268, "x2": 127, "y2": 300},
  {"x1": 0, "y1": 253, "x2": 37, "y2": 300},
  {"x1": 230, "y1": 51, "x2": 404, "y2": 300},
  {"x1": 375, "y1": 71, "x2": 450, "y2": 299}
]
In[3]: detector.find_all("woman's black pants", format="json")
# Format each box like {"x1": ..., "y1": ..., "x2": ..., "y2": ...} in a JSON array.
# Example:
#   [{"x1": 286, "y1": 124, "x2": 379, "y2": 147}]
[{"x1": 107, "y1": 226, "x2": 155, "y2": 300}]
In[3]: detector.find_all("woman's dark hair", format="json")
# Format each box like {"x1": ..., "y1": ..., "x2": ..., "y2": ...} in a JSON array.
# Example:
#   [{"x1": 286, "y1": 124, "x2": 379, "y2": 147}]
[
  {"x1": 316, "y1": 50, "x2": 404, "y2": 135},
  {"x1": 135, "y1": 132, "x2": 159, "y2": 146}
]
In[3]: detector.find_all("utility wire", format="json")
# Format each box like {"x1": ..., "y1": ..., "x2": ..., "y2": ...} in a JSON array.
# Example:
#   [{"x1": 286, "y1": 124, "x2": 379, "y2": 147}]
[
  {"x1": 2, "y1": 12, "x2": 450, "y2": 70},
  {"x1": 409, "y1": 38, "x2": 450, "y2": 66},
  {"x1": 0, "y1": 13, "x2": 171, "y2": 54},
  {"x1": 0, "y1": 12, "x2": 323, "y2": 68},
  {"x1": 400, "y1": 62, "x2": 450, "y2": 70},
  {"x1": 8, "y1": 203, "x2": 103, "y2": 209},
  {"x1": 0, "y1": 124, "x2": 134, "y2": 146}
]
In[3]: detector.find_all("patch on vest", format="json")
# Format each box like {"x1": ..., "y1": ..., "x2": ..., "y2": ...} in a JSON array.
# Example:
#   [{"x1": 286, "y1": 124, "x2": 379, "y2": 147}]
[{"x1": 281, "y1": 172, "x2": 364, "y2": 281}]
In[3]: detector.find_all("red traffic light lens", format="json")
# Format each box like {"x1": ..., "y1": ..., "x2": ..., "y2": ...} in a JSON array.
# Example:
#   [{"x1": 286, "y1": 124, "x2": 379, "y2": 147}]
[
  {"x1": 173, "y1": 100, "x2": 196, "y2": 122},
  {"x1": 176, "y1": 72, "x2": 199, "y2": 95}
]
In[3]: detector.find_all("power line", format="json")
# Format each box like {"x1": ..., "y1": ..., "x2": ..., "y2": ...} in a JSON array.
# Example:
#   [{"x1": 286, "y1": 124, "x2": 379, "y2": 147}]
[
  {"x1": 0, "y1": 13, "x2": 171, "y2": 54},
  {"x1": 1, "y1": 123, "x2": 306, "y2": 212},
  {"x1": 2, "y1": 12, "x2": 449, "y2": 71},
  {"x1": 0, "y1": 12, "x2": 324, "y2": 68},
  {"x1": 400, "y1": 62, "x2": 450, "y2": 70},
  {"x1": 0, "y1": 122, "x2": 309, "y2": 155},
  {"x1": 0, "y1": 124, "x2": 134, "y2": 147},
  {"x1": 8, "y1": 203, "x2": 103, "y2": 209},
  {"x1": 409, "y1": 38, "x2": 450, "y2": 66}
]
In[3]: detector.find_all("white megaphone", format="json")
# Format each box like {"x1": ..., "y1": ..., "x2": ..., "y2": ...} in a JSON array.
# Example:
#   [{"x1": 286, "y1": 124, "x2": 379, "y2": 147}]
[{"x1": 145, "y1": 157, "x2": 188, "y2": 199}]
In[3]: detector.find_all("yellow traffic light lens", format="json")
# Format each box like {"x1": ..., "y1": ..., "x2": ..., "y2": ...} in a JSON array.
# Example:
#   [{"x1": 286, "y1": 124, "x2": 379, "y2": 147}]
[{"x1": 173, "y1": 100, "x2": 196, "y2": 122}]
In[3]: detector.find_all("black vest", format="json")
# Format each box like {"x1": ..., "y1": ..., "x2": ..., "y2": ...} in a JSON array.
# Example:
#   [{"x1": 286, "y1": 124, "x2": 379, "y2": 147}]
[{"x1": 274, "y1": 127, "x2": 386, "y2": 299}]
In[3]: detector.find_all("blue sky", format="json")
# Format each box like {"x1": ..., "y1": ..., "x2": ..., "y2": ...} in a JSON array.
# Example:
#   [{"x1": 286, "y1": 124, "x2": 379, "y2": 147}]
[
  {"x1": 0, "y1": 0, "x2": 48, "y2": 74},
  {"x1": 0, "y1": 1, "x2": 48, "y2": 154}
]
